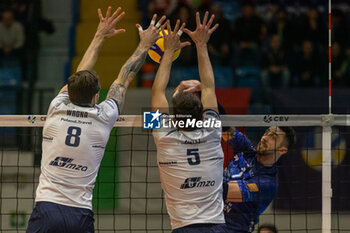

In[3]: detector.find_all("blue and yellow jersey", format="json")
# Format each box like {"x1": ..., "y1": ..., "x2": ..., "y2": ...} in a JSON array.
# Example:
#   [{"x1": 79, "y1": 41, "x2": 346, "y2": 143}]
[{"x1": 223, "y1": 129, "x2": 278, "y2": 232}]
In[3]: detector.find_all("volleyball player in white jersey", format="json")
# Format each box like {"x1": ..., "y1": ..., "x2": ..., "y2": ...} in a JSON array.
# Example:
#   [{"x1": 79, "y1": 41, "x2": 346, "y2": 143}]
[
  {"x1": 26, "y1": 7, "x2": 166, "y2": 233},
  {"x1": 152, "y1": 12, "x2": 227, "y2": 233}
]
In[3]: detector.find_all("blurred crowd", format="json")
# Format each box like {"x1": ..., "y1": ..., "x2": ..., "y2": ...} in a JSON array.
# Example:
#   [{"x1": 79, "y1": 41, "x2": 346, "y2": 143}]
[
  {"x1": 0, "y1": 0, "x2": 54, "y2": 81},
  {"x1": 144, "y1": 0, "x2": 350, "y2": 93},
  {"x1": 0, "y1": 0, "x2": 29, "y2": 69}
]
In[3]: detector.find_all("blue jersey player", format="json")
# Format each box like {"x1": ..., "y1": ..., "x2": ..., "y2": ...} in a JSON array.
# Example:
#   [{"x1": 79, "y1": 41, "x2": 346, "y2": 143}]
[
  {"x1": 174, "y1": 81, "x2": 296, "y2": 233},
  {"x1": 223, "y1": 126, "x2": 295, "y2": 233}
]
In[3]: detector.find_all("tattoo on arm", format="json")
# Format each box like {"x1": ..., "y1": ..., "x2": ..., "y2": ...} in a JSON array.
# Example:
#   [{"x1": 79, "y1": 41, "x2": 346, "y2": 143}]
[
  {"x1": 107, "y1": 83, "x2": 127, "y2": 111},
  {"x1": 106, "y1": 47, "x2": 147, "y2": 112},
  {"x1": 118, "y1": 48, "x2": 148, "y2": 85}
]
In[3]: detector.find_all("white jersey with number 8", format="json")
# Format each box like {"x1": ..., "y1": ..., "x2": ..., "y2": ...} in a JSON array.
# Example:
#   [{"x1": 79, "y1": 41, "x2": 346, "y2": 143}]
[{"x1": 35, "y1": 92, "x2": 119, "y2": 210}]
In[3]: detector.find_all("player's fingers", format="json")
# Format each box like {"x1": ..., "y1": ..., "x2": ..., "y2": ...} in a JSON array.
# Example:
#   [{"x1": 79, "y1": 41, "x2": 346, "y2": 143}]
[
  {"x1": 161, "y1": 27, "x2": 166, "y2": 39},
  {"x1": 111, "y1": 7, "x2": 122, "y2": 20},
  {"x1": 173, "y1": 19, "x2": 180, "y2": 33},
  {"x1": 203, "y1": 11, "x2": 209, "y2": 25},
  {"x1": 172, "y1": 90, "x2": 179, "y2": 97},
  {"x1": 166, "y1": 20, "x2": 172, "y2": 33},
  {"x1": 107, "y1": 29, "x2": 126, "y2": 38},
  {"x1": 184, "y1": 87, "x2": 195, "y2": 92},
  {"x1": 180, "y1": 41, "x2": 191, "y2": 49},
  {"x1": 207, "y1": 14, "x2": 215, "y2": 28},
  {"x1": 178, "y1": 81, "x2": 188, "y2": 90},
  {"x1": 160, "y1": 23, "x2": 167, "y2": 32},
  {"x1": 114, "y1": 29, "x2": 126, "y2": 34},
  {"x1": 112, "y1": 11, "x2": 125, "y2": 25},
  {"x1": 174, "y1": 85, "x2": 180, "y2": 92},
  {"x1": 209, "y1": 23, "x2": 219, "y2": 34},
  {"x1": 177, "y1": 22, "x2": 186, "y2": 37},
  {"x1": 183, "y1": 28, "x2": 192, "y2": 36},
  {"x1": 136, "y1": 24, "x2": 143, "y2": 32},
  {"x1": 195, "y1": 12, "x2": 201, "y2": 28},
  {"x1": 156, "y1": 15, "x2": 166, "y2": 29},
  {"x1": 150, "y1": 14, "x2": 157, "y2": 26},
  {"x1": 98, "y1": 8, "x2": 104, "y2": 21},
  {"x1": 105, "y1": 6, "x2": 112, "y2": 19}
]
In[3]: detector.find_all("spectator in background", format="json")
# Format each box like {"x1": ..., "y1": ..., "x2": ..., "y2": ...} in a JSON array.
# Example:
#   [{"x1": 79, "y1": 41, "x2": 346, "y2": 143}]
[
  {"x1": 332, "y1": 9, "x2": 350, "y2": 49},
  {"x1": 0, "y1": 10, "x2": 25, "y2": 66},
  {"x1": 268, "y1": 7, "x2": 295, "y2": 50},
  {"x1": 332, "y1": 42, "x2": 346, "y2": 87},
  {"x1": 261, "y1": 34, "x2": 290, "y2": 98},
  {"x1": 233, "y1": 1, "x2": 266, "y2": 49},
  {"x1": 294, "y1": 40, "x2": 322, "y2": 87},
  {"x1": 170, "y1": 3, "x2": 196, "y2": 66},
  {"x1": 11, "y1": 0, "x2": 31, "y2": 25},
  {"x1": 232, "y1": 1, "x2": 266, "y2": 67},
  {"x1": 299, "y1": 8, "x2": 327, "y2": 51},
  {"x1": 343, "y1": 48, "x2": 350, "y2": 87},
  {"x1": 208, "y1": 3, "x2": 232, "y2": 66},
  {"x1": 258, "y1": 224, "x2": 278, "y2": 233},
  {"x1": 148, "y1": 0, "x2": 177, "y2": 16}
]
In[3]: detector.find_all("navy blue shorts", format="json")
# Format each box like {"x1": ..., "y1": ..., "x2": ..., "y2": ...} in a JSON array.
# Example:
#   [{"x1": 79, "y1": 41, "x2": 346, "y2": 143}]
[
  {"x1": 172, "y1": 223, "x2": 228, "y2": 233},
  {"x1": 26, "y1": 201, "x2": 94, "y2": 233}
]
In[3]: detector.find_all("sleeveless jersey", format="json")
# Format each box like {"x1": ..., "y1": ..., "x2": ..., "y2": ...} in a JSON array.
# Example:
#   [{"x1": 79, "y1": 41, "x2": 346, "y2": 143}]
[
  {"x1": 35, "y1": 92, "x2": 119, "y2": 210},
  {"x1": 153, "y1": 110, "x2": 225, "y2": 230}
]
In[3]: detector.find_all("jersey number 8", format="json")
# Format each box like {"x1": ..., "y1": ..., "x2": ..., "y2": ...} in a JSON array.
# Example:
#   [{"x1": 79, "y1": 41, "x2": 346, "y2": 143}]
[{"x1": 65, "y1": 126, "x2": 81, "y2": 147}]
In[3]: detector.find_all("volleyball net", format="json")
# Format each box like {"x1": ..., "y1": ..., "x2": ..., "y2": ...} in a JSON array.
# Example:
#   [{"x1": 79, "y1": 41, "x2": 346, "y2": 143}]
[{"x1": 1, "y1": 115, "x2": 350, "y2": 233}]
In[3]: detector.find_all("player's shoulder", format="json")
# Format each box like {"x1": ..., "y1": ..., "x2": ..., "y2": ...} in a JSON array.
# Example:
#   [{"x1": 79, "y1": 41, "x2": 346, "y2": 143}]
[
  {"x1": 98, "y1": 98, "x2": 119, "y2": 112},
  {"x1": 93, "y1": 98, "x2": 120, "y2": 124},
  {"x1": 49, "y1": 92, "x2": 70, "y2": 109}
]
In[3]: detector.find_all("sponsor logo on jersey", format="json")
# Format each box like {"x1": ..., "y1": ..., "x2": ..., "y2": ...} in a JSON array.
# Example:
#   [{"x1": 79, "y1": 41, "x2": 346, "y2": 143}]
[
  {"x1": 158, "y1": 161, "x2": 177, "y2": 167},
  {"x1": 49, "y1": 156, "x2": 88, "y2": 171},
  {"x1": 224, "y1": 201, "x2": 232, "y2": 213},
  {"x1": 182, "y1": 139, "x2": 207, "y2": 144},
  {"x1": 180, "y1": 177, "x2": 215, "y2": 189},
  {"x1": 143, "y1": 110, "x2": 161, "y2": 129}
]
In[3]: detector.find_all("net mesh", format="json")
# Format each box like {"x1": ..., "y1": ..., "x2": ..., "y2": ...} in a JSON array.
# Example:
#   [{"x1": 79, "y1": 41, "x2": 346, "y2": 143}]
[{"x1": 1, "y1": 121, "x2": 350, "y2": 232}]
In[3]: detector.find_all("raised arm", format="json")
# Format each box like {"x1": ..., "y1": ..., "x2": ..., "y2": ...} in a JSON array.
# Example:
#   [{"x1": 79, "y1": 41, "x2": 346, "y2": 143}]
[
  {"x1": 106, "y1": 14, "x2": 166, "y2": 111},
  {"x1": 59, "y1": 6, "x2": 125, "y2": 94},
  {"x1": 152, "y1": 20, "x2": 190, "y2": 113},
  {"x1": 183, "y1": 12, "x2": 219, "y2": 112}
]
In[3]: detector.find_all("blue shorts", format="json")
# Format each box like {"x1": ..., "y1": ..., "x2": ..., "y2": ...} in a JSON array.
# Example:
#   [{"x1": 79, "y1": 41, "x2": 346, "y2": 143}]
[
  {"x1": 172, "y1": 223, "x2": 228, "y2": 233},
  {"x1": 26, "y1": 201, "x2": 94, "y2": 233}
]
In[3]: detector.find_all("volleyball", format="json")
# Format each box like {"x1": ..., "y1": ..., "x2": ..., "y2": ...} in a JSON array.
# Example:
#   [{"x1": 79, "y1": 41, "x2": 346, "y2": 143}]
[{"x1": 148, "y1": 30, "x2": 181, "y2": 63}]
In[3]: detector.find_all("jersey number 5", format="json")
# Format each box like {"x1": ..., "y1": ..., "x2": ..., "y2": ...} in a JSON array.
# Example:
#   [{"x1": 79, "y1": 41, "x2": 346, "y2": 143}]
[
  {"x1": 65, "y1": 126, "x2": 81, "y2": 147},
  {"x1": 187, "y1": 149, "x2": 200, "y2": 165}
]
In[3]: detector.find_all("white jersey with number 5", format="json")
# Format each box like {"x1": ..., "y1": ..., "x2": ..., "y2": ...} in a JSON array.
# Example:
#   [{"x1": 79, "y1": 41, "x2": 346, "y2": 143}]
[
  {"x1": 35, "y1": 92, "x2": 119, "y2": 210},
  {"x1": 153, "y1": 109, "x2": 225, "y2": 230}
]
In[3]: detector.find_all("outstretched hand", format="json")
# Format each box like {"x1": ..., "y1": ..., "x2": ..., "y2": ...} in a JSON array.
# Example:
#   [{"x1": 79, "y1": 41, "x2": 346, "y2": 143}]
[
  {"x1": 162, "y1": 20, "x2": 191, "y2": 53},
  {"x1": 96, "y1": 6, "x2": 126, "y2": 38},
  {"x1": 175, "y1": 80, "x2": 201, "y2": 93},
  {"x1": 137, "y1": 14, "x2": 167, "y2": 49},
  {"x1": 183, "y1": 11, "x2": 219, "y2": 46}
]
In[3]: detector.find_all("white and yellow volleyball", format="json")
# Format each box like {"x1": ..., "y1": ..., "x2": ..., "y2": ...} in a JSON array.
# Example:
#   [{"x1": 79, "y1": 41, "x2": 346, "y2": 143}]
[{"x1": 148, "y1": 30, "x2": 181, "y2": 63}]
